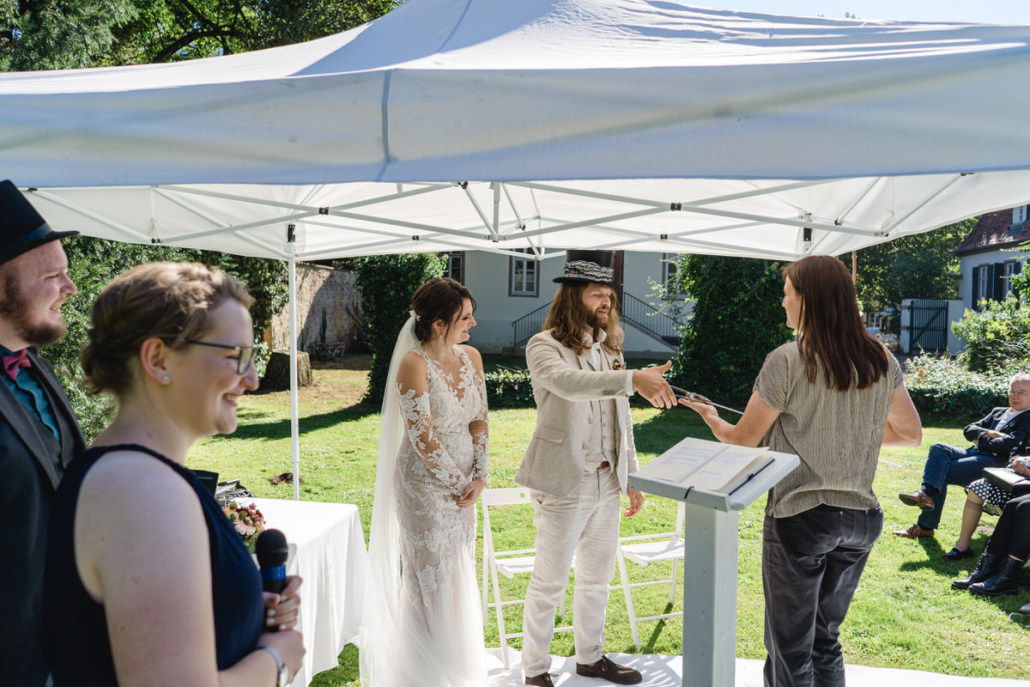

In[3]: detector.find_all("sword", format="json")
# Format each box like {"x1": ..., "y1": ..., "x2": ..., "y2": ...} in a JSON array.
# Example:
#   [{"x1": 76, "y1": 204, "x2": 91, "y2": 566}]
[{"x1": 669, "y1": 385, "x2": 745, "y2": 415}]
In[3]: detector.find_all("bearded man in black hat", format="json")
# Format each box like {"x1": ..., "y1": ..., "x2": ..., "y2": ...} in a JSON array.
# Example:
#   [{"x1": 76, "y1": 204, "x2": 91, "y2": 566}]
[
  {"x1": 0, "y1": 180, "x2": 86, "y2": 687},
  {"x1": 516, "y1": 250, "x2": 676, "y2": 687}
]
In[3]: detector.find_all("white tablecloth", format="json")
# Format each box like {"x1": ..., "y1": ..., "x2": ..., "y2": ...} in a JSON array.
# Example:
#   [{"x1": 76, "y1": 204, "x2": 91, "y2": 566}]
[{"x1": 251, "y1": 498, "x2": 369, "y2": 687}]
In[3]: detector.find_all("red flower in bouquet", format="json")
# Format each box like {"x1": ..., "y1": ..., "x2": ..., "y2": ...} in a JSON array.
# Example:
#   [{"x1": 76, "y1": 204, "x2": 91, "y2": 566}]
[{"x1": 223, "y1": 501, "x2": 266, "y2": 543}]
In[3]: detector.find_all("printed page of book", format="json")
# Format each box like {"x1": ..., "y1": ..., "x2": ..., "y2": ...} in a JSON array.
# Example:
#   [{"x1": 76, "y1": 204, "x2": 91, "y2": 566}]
[
  {"x1": 639, "y1": 436, "x2": 774, "y2": 495},
  {"x1": 641, "y1": 437, "x2": 724, "y2": 484},
  {"x1": 687, "y1": 447, "x2": 774, "y2": 494}
]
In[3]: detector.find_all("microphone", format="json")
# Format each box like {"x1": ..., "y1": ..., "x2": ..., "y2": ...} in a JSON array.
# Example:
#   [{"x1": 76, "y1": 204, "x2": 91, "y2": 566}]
[{"x1": 255, "y1": 528, "x2": 289, "y2": 595}]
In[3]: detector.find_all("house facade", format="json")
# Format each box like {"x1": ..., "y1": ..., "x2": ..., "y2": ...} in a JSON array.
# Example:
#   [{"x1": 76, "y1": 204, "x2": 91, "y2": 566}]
[
  {"x1": 441, "y1": 250, "x2": 686, "y2": 357},
  {"x1": 954, "y1": 207, "x2": 1028, "y2": 309}
]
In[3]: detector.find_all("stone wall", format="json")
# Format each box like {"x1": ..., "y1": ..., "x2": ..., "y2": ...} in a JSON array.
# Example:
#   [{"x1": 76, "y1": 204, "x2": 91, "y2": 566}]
[{"x1": 268, "y1": 263, "x2": 361, "y2": 353}]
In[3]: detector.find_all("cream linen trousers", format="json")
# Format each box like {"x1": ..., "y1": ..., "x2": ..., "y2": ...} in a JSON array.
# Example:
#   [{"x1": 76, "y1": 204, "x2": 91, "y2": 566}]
[{"x1": 520, "y1": 464, "x2": 622, "y2": 677}]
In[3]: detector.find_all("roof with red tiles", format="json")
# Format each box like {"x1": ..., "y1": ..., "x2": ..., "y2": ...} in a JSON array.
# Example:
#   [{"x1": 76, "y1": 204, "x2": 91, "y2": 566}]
[{"x1": 954, "y1": 208, "x2": 1030, "y2": 256}]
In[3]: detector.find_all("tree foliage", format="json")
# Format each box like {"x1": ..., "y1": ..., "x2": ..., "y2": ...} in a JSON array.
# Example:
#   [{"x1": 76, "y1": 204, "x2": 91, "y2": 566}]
[
  {"x1": 4, "y1": 0, "x2": 397, "y2": 433},
  {"x1": 0, "y1": 0, "x2": 138, "y2": 70},
  {"x1": 353, "y1": 253, "x2": 444, "y2": 406},
  {"x1": 46, "y1": 236, "x2": 288, "y2": 440},
  {"x1": 852, "y1": 219, "x2": 972, "y2": 315},
  {"x1": 1, "y1": 0, "x2": 396, "y2": 68},
  {"x1": 670, "y1": 255, "x2": 792, "y2": 405}
]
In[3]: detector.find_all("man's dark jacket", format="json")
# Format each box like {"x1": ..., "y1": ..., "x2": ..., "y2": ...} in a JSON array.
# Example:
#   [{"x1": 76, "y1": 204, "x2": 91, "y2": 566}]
[
  {"x1": 964, "y1": 407, "x2": 1030, "y2": 460},
  {"x1": 0, "y1": 349, "x2": 85, "y2": 686}
]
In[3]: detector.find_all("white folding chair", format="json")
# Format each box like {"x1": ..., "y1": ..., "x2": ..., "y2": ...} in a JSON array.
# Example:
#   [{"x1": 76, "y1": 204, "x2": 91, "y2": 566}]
[
  {"x1": 480, "y1": 487, "x2": 569, "y2": 669},
  {"x1": 612, "y1": 501, "x2": 686, "y2": 649}
]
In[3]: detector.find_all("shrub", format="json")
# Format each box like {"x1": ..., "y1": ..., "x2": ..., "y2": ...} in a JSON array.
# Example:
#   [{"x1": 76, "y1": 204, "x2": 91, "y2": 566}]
[
  {"x1": 352, "y1": 254, "x2": 444, "y2": 406},
  {"x1": 484, "y1": 368, "x2": 535, "y2": 408},
  {"x1": 903, "y1": 354, "x2": 1011, "y2": 421},
  {"x1": 951, "y1": 296, "x2": 1030, "y2": 372},
  {"x1": 46, "y1": 236, "x2": 288, "y2": 439},
  {"x1": 671, "y1": 255, "x2": 792, "y2": 405}
]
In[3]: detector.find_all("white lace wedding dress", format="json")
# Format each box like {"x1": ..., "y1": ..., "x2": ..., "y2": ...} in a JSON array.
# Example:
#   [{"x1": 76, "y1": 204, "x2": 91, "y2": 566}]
[{"x1": 360, "y1": 317, "x2": 489, "y2": 687}]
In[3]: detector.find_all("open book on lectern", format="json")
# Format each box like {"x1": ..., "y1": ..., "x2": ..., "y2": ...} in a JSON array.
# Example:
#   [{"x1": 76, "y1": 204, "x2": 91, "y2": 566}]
[{"x1": 639, "y1": 436, "x2": 775, "y2": 495}]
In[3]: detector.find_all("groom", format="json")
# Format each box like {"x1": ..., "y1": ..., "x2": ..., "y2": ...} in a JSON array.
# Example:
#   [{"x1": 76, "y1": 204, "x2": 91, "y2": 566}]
[{"x1": 516, "y1": 250, "x2": 675, "y2": 687}]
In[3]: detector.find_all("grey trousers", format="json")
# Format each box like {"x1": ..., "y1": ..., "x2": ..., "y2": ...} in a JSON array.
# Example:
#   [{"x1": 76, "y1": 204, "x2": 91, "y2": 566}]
[
  {"x1": 762, "y1": 505, "x2": 883, "y2": 687},
  {"x1": 521, "y1": 466, "x2": 621, "y2": 677}
]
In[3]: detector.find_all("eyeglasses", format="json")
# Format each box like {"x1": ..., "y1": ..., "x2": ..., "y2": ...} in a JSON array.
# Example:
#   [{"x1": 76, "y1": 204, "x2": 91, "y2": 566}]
[{"x1": 184, "y1": 340, "x2": 256, "y2": 375}]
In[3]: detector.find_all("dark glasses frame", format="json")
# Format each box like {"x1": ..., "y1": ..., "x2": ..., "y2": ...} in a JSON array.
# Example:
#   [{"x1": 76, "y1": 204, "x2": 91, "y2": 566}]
[{"x1": 184, "y1": 340, "x2": 256, "y2": 375}]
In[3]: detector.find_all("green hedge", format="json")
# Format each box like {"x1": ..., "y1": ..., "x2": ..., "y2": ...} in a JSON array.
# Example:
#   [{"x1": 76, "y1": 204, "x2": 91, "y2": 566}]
[
  {"x1": 484, "y1": 368, "x2": 681, "y2": 410},
  {"x1": 485, "y1": 354, "x2": 1017, "y2": 421},
  {"x1": 903, "y1": 354, "x2": 1011, "y2": 421},
  {"x1": 484, "y1": 369, "x2": 535, "y2": 408}
]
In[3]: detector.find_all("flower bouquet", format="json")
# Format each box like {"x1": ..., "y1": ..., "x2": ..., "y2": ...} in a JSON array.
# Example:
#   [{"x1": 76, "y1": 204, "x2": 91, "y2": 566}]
[{"x1": 223, "y1": 501, "x2": 266, "y2": 552}]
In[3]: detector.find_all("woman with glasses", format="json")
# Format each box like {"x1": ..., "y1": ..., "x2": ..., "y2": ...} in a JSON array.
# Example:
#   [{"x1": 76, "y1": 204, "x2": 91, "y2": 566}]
[{"x1": 42, "y1": 262, "x2": 304, "y2": 686}]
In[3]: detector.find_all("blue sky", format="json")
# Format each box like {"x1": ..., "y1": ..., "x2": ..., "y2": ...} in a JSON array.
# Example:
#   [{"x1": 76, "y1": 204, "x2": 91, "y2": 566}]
[{"x1": 693, "y1": 1, "x2": 1030, "y2": 25}]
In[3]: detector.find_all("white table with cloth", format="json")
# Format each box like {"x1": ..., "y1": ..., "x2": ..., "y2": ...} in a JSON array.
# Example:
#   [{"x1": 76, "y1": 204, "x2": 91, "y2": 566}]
[{"x1": 250, "y1": 498, "x2": 369, "y2": 687}]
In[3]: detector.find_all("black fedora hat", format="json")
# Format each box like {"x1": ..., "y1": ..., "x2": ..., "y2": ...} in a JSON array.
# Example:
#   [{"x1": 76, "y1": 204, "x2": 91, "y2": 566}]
[
  {"x1": 553, "y1": 249, "x2": 619, "y2": 287},
  {"x1": 0, "y1": 180, "x2": 78, "y2": 264}
]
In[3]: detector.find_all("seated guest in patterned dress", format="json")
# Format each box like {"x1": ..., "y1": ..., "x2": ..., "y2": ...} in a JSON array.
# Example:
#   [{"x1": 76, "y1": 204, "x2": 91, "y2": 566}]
[
  {"x1": 43, "y1": 262, "x2": 304, "y2": 687},
  {"x1": 943, "y1": 455, "x2": 1030, "y2": 561}
]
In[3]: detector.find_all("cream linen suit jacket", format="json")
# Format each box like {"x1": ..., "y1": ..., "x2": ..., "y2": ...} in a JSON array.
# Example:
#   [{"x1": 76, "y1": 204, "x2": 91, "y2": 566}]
[{"x1": 515, "y1": 329, "x2": 638, "y2": 497}]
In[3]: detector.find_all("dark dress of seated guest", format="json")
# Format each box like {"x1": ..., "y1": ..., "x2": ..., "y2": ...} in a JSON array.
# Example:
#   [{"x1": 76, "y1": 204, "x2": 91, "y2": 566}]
[
  {"x1": 42, "y1": 262, "x2": 304, "y2": 686},
  {"x1": 952, "y1": 489, "x2": 1030, "y2": 596}
]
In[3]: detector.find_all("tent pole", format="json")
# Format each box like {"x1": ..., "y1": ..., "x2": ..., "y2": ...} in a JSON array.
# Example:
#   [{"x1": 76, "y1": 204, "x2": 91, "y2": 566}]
[{"x1": 287, "y1": 227, "x2": 300, "y2": 501}]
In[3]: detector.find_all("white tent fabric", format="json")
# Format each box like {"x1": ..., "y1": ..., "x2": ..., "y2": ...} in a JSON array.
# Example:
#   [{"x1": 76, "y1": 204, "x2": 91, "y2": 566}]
[
  {"x1": 5, "y1": 0, "x2": 1030, "y2": 497},
  {"x1": 3, "y1": 0, "x2": 1030, "y2": 262}
]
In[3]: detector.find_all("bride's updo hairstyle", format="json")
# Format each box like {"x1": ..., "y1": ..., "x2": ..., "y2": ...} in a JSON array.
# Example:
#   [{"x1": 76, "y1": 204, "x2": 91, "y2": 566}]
[
  {"x1": 81, "y1": 261, "x2": 253, "y2": 397},
  {"x1": 411, "y1": 277, "x2": 476, "y2": 343}
]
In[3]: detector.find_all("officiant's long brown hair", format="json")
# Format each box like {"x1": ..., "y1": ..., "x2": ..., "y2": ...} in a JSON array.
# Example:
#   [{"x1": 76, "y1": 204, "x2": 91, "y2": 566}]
[
  {"x1": 543, "y1": 282, "x2": 623, "y2": 355},
  {"x1": 784, "y1": 255, "x2": 887, "y2": 392}
]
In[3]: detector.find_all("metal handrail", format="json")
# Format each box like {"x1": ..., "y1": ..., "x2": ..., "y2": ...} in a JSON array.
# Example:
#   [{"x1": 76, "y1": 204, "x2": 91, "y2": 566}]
[
  {"x1": 620, "y1": 292, "x2": 683, "y2": 343},
  {"x1": 511, "y1": 303, "x2": 551, "y2": 346}
]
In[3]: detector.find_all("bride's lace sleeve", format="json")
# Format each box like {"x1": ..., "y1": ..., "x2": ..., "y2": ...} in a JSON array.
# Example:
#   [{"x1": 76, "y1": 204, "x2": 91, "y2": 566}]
[
  {"x1": 470, "y1": 371, "x2": 489, "y2": 483},
  {"x1": 397, "y1": 381, "x2": 469, "y2": 497}
]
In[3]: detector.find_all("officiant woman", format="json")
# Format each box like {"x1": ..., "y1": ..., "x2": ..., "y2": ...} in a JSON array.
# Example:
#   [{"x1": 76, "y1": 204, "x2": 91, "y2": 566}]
[
  {"x1": 42, "y1": 262, "x2": 304, "y2": 686},
  {"x1": 680, "y1": 254, "x2": 921, "y2": 687}
]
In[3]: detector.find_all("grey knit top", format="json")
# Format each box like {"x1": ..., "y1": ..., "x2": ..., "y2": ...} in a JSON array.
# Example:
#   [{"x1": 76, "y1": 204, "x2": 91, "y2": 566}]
[{"x1": 755, "y1": 340, "x2": 902, "y2": 518}]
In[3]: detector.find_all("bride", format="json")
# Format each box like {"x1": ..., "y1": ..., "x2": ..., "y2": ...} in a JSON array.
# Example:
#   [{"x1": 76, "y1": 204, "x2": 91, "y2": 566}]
[{"x1": 360, "y1": 277, "x2": 490, "y2": 686}]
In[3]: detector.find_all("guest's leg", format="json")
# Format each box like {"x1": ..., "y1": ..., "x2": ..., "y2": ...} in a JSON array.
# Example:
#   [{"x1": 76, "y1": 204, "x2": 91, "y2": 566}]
[
  {"x1": 955, "y1": 491, "x2": 985, "y2": 552},
  {"x1": 918, "y1": 449, "x2": 999, "y2": 530},
  {"x1": 570, "y1": 467, "x2": 621, "y2": 666},
  {"x1": 521, "y1": 479, "x2": 592, "y2": 678},
  {"x1": 811, "y1": 508, "x2": 882, "y2": 687},
  {"x1": 919, "y1": 443, "x2": 968, "y2": 493},
  {"x1": 762, "y1": 509, "x2": 834, "y2": 687},
  {"x1": 993, "y1": 493, "x2": 1030, "y2": 559}
]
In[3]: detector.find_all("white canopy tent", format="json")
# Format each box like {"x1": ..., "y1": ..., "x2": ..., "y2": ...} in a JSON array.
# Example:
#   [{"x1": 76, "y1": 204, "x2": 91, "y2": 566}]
[{"x1": 4, "y1": 0, "x2": 1030, "y2": 494}]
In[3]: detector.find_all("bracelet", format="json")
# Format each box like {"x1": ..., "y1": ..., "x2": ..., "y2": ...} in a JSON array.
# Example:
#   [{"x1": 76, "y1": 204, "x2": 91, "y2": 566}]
[{"x1": 256, "y1": 645, "x2": 285, "y2": 686}]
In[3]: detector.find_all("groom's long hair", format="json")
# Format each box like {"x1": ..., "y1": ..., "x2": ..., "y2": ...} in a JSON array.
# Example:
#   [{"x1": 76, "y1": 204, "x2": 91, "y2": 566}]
[{"x1": 543, "y1": 283, "x2": 623, "y2": 355}]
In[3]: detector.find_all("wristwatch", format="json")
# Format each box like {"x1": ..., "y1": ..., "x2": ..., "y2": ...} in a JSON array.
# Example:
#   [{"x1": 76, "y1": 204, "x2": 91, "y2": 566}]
[{"x1": 258, "y1": 645, "x2": 288, "y2": 687}]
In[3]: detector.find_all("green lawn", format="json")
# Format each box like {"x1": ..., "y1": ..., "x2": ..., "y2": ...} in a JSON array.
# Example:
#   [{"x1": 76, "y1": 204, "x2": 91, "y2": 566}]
[{"x1": 185, "y1": 357, "x2": 1030, "y2": 685}]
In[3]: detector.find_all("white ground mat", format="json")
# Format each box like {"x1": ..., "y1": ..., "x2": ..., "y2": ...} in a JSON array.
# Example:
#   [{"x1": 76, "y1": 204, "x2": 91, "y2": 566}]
[{"x1": 485, "y1": 650, "x2": 1027, "y2": 687}]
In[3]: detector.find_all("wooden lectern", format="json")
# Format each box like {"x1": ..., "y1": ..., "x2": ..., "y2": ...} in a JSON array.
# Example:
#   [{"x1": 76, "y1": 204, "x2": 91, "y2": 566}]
[{"x1": 627, "y1": 437, "x2": 800, "y2": 687}]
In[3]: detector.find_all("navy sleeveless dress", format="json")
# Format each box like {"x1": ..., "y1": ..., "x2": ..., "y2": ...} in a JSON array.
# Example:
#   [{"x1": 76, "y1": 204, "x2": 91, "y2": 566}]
[{"x1": 42, "y1": 444, "x2": 265, "y2": 684}]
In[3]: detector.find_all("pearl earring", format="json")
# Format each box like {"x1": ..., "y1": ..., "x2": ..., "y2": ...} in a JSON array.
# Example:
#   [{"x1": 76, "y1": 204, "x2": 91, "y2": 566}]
[{"x1": 162, "y1": 375, "x2": 170, "y2": 383}]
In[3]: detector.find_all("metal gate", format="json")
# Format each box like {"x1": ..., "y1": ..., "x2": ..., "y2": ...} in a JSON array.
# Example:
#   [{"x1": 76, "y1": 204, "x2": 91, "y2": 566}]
[{"x1": 908, "y1": 299, "x2": 949, "y2": 352}]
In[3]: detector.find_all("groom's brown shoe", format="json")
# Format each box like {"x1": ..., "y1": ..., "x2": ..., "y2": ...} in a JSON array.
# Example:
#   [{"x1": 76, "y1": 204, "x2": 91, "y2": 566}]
[
  {"x1": 525, "y1": 673, "x2": 555, "y2": 687},
  {"x1": 576, "y1": 656, "x2": 642, "y2": 684}
]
